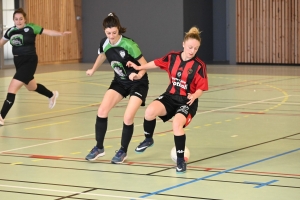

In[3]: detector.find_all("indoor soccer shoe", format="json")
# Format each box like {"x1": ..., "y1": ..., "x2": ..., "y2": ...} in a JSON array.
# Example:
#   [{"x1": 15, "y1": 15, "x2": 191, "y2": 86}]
[
  {"x1": 111, "y1": 149, "x2": 127, "y2": 164},
  {"x1": 176, "y1": 158, "x2": 187, "y2": 174},
  {"x1": 0, "y1": 115, "x2": 4, "y2": 126},
  {"x1": 135, "y1": 138, "x2": 154, "y2": 153},
  {"x1": 49, "y1": 91, "x2": 59, "y2": 109},
  {"x1": 85, "y1": 146, "x2": 105, "y2": 161}
]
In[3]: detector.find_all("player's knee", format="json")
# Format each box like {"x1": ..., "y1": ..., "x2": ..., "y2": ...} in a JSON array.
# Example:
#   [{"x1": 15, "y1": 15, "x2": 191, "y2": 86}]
[
  {"x1": 123, "y1": 116, "x2": 134, "y2": 125},
  {"x1": 145, "y1": 106, "x2": 157, "y2": 119},
  {"x1": 172, "y1": 123, "x2": 183, "y2": 133},
  {"x1": 27, "y1": 87, "x2": 36, "y2": 91},
  {"x1": 172, "y1": 119, "x2": 185, "y2": 133},
  {"x1": 97, "y1": 107, "x2": 109, "y2": 118}
]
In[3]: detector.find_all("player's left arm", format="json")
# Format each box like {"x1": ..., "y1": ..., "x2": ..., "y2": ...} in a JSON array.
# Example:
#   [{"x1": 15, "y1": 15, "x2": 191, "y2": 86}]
[
  {"x1": 128, "y1": 56, "x2": 148, "y2": 80},
  {"x1": 187, "y1": 64, "x2": 208, "y2": 105},
  {"x1": 187, "y1": 89, "x2": 203, "y2": 106},
  {"x1": 42, "y1": 29, "x2": 71, "y2": 36}
]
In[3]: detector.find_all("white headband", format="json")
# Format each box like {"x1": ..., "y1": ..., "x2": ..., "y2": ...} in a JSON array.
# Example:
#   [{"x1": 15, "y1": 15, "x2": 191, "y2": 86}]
[{"x1": 108, "y1": 13, "x2": 113, "y2": 16}]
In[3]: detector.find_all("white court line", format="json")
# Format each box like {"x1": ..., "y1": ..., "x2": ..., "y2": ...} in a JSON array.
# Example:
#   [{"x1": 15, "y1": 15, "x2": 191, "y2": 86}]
[
  {"x1": 0, "y1": 95, "x2": 290, "y2": 154},
  {"x1": 259, "y1": 102, "x2": 300, "y2": 105},
  {"x1": 195, "y1": 95, "x2": 290, "y2": 116},
  {"x1": 0, "y1": 184, "x2": 156, "y2": 200},
  {"x1": 0, "y1": 126, "x2": 142, "y2": 154}
]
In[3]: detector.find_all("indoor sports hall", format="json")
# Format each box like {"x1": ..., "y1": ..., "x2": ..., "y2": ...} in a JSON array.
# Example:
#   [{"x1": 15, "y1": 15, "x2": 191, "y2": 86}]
[{"x1": 0, "y1": 0, "x2": 299, "y2": 200}]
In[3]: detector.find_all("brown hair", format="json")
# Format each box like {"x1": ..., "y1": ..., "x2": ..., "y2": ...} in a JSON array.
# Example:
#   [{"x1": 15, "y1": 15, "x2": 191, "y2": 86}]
[
  {"x1": 13, "y1": 8, "x2": 27, "y2": 20},
  {"x1": 103, "y1": 12, "x2": 126, "y2": 34},
  {"x1": 184, "y1": 26, "x2": 202, "y2": 44}
]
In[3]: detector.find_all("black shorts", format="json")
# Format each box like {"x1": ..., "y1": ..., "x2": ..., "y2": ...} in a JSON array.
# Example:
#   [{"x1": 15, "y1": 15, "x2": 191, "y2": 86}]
[
  {"x1": 155, "y1": 92, "x2": 198, "y2": 127},
  {"x1": 13, "y1": 55, "x2": 38, "y2": 84},
  {"x1": 108, "y1": 79, "x2": 149, "y2": 106}
]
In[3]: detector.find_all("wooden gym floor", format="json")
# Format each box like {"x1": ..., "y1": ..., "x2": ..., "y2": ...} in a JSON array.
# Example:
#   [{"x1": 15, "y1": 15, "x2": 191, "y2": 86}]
[{"x1": 0, "y1": 63, "x2": 299, "y2": 200}]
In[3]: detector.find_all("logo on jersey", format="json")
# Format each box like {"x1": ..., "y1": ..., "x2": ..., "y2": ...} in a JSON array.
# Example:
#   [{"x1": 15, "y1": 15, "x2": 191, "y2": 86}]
[
  {"x1": 10, "y1": 34, "x2": 23, "y2": 46},
  {"x1": 111, "y1": 61, "x2": 127, "y2": 79},
  {"x1": 119, "y1": 50, "x2": 126, "y2": 58},
  {"x1": 172, "y1": 77, "x2": 188, "y2": 90},
  {"x1": 24, "y1": 28, "x2": 29, "y2": 32},
  {"x1": 188, "y1": 69, "x2": 193, "y2": 74},
  {"x1": 157, "y1": 95, "x2": 164, "y2": 100},
  {"x1": 177, "y1": 72, "x2": 182, "y2": 77},
  {"x1": 177, "y1": 105, "x2": 189, "y2": 114}
]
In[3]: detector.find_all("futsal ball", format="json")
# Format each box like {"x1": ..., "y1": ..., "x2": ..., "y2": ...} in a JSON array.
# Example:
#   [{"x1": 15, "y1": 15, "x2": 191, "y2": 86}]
[{"x1": 170, "y1": 146, "x2": 190, "y2": 163}]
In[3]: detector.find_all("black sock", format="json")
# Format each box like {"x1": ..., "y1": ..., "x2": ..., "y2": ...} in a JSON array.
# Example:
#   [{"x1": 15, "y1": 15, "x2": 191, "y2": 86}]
[
  {"x1": 174, "y1": 134, "x2": 186, "y2": 159},
  {"x1": 0, "y1": 93, "x2": 16, "y2": 119},
  {"x1": 95, "y1": 116, "x2": 108, "y2": 149},
  {"x1": 144, "y1": 118, "x2": 156, "y2": 139},
  {"x1": 120, "y1": 123, "x2": 134, "y2": 153},
  {"x1": 35, "y1": 83, "x2": 53, "y2": 98}
]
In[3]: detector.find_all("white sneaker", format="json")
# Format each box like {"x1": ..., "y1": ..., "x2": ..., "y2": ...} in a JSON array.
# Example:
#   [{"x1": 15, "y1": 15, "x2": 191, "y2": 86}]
[
  {"x1": 0, "y1": 115, "x2": 4, "y2": 126},
  {"x1": 49, "y1": 91, "x2": 59, "y2": 109}
]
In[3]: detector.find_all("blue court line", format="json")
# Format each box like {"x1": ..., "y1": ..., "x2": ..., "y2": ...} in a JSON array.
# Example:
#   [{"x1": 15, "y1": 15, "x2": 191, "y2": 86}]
[
  {"x1": 139, "y1": 147, "x2": 300, "y2": 198},
  {"x1": 244, "y1": 180, "x2": 278, "y2": 188}
]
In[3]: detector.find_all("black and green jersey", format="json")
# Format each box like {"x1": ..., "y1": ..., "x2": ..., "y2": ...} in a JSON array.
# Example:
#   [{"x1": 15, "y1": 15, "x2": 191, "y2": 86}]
[
  {"x1": 3, "y1": 23, "x2": 43, "y2": 55},
  {"x1": 99, "y1": 35, "x2": 148, "y2": 86}
]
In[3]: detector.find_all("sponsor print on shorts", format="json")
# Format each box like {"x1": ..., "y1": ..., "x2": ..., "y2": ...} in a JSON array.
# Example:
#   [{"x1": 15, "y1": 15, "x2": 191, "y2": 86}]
[
  {"x1": 177, "y1": 105, "x2": 189, "y2": 114},
  {"x1": 134, "y1": 92, "x2": 142, "y2": 97}
]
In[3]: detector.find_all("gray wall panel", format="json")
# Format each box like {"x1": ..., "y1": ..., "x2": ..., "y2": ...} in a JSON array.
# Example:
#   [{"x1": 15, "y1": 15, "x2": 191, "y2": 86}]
[
  {"x1": 226, "y1": 0, "x2": 236, "y2": 64},
  {"x1": 183, "y1": 0, "x2": 213, "y2": 62},
  {"x1": 82, "y1": 0, "x2": 184, "y2": 63},
  {"x1": 213, "y1": 0, "x2": 227, "y2": 62}
]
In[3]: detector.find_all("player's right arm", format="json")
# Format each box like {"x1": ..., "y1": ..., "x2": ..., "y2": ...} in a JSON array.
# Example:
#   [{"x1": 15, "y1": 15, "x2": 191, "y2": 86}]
[
  {"x1": 86, "y1": 53, "x2": 107, "y2": 76},
  {"x1": 126, "y1": 60, "x2": 158, "y2": 71},
  {"x1": 0, "y1": 38, "x2": 8, "y2": 47}
]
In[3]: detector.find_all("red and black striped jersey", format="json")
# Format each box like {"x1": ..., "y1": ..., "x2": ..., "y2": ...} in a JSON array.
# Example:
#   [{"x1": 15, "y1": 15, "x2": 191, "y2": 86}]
[{"x1": 154, "y1": 51, "x2": 208, "y2": 96}]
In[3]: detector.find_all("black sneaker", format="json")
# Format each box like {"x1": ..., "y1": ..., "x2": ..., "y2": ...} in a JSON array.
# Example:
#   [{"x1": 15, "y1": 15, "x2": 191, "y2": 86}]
[
  {"x1": 111, "y1": 149, "x2": 127, "y2": 164},
  {"x1": 176, "y1": 158, "x2": 187, "y2": 174},
  {"x1": 85, "y1": 146, "x2": 105, "y2": 161},
  {"x1": 135, "y1": 138, "x2": 154, "y2": 153}
]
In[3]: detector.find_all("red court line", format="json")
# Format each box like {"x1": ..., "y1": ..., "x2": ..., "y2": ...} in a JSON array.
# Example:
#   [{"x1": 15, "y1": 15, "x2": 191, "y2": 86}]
[
  {"x1": 30, "y1": 155, "x2": 62, "y2": 160},
  {"x1": 235, "y1": 169, "x2": 300, "y2": 177},
  {"x1": 2, "y1": 152, "x2": 300, "y2": 177}
]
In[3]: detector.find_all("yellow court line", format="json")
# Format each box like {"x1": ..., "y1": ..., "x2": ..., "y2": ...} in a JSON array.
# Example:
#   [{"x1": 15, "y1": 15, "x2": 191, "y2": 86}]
[
  {"x1": 32, "y1": 159, "x2": 44, "y2": 162},
  {"x1": 11, "y1": 162, "x2": 22, "y2": 165},
  {"x1": 25, "y1": 121, "x2": 70, "y2": 130},
  {"x1": 45, "y1": 78, "x2": 109, "y2": 88},
  {"x1": 71, "y1": 152, "x2": 81, "y2": 155},
  {"x1": 8, "y1": 102, "x2": 101, "y2": 120}
]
